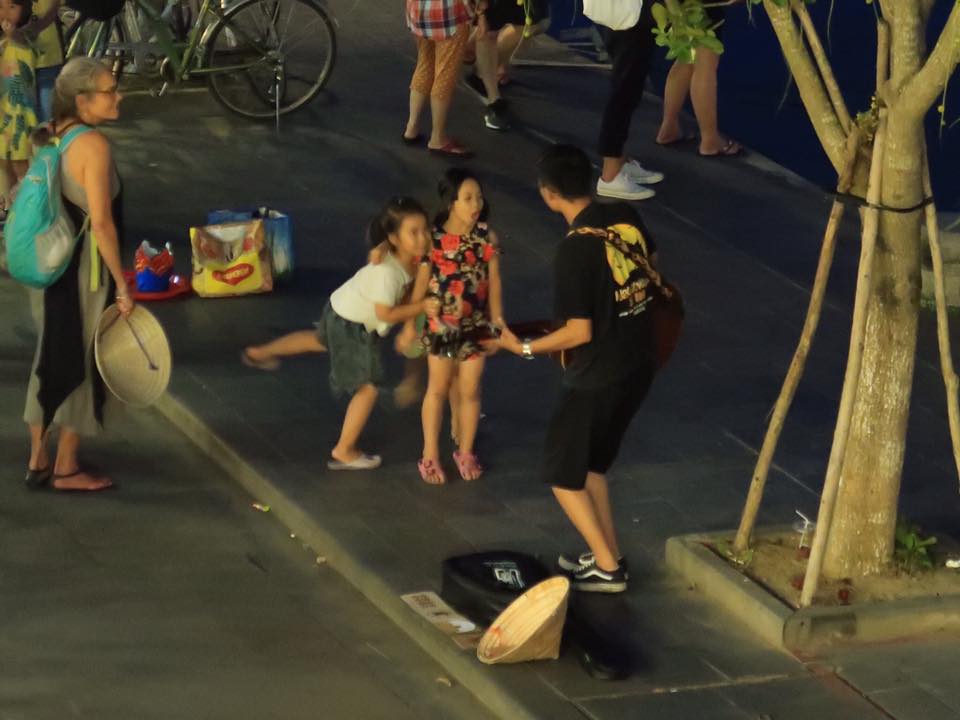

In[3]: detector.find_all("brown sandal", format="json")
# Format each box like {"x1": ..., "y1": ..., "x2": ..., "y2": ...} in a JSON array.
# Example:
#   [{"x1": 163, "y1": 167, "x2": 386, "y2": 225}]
[
  {"x1": 428, "y1": 140, "x2": 474, "y2": 159},
  {"x1": 51, "y1": 470, "x2": 115, "y2": 492}
]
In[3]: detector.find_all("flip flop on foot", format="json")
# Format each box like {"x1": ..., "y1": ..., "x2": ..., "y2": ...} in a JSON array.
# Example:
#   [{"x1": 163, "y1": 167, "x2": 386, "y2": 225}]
[
  {"x1": 24, "y1": 465, "x2": 52, "y2": 489},
  {"x1": 428, "y1": 140, "x2": 474, "y2": 159},
  {"x1": 656, "y1": 133, "x2": 697, "y2": 147},
  {"x1": 418, "y1": 458, "x2": 447, "y2": 485},
  {"x1": 699, "y1": 139, "x2": 743, "y2": 158},
  {"x1": 402, "y1": 132, "x2": 424, "y2": 146},
  {"x1": 241, "y1": 349, "x2": 280, "y2": 371},
  {"x1": 453, "y1": 450, "x2": 483, "y2": 482},
  {"x1": 327, "y1": 453, "x2": 382, "y2": 471},
  {"x1": 52, "y1": 470, "x2": 114, "y2": 492}
]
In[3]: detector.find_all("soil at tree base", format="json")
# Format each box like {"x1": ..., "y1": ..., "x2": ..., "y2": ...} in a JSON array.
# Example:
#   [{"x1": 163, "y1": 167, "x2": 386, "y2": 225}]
[{"x1": 712, "y1": 532, "x2": 960, "y2": 608}]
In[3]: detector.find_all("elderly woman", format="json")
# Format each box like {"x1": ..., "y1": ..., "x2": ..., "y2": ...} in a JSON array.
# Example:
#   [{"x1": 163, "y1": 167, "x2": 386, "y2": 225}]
[
  {"x1": 403, "y1": 0, "x2": 478, "y2": 158},
  {"x1": 24, "y1": 57, "x2": 130, "y2": 493}
]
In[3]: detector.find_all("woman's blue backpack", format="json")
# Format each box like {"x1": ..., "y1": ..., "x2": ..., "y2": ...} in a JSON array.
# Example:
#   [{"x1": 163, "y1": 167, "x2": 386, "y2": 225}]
[{"x1": 5, "y1": 125, "x2": 92, "y2": 289}]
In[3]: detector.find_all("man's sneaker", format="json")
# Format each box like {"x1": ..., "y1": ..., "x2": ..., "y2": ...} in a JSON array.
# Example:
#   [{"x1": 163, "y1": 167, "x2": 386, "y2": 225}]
[
  {"x1": 484, "y1": 99, "x2": 510, "y2": 131},
  {"x1": 558, "y1": 552, "x2": 629, "y2": 579},
  {"x1": 570, "y1": 562, "x2": 628, "y2": 593},
  {"x1": 596, "y1": 171, "x2": 655, "y2": 201},
  {"x1": 621, "y1": 158, "x2": 664, "y2": 185}
]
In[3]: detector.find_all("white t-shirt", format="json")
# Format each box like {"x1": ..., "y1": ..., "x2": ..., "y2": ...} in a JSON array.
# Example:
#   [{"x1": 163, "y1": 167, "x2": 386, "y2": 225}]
[{"x1": 330, "y1": 252, "x2": 413, "y2": 336}]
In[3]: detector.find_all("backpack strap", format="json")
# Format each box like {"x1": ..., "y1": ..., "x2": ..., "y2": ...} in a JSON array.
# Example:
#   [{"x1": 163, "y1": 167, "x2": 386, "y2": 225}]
[
  {"x1": 57, "y1": 124, "x2": 93, "y2": 153},
  {"x1": 566, "y1": 225, "x2": 672, "y2": 298}
]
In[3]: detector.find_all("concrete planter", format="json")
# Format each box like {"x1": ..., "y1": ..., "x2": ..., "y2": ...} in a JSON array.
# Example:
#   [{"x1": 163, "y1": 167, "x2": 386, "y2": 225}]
[
  {"x1": 921, "y1": 217, "x2": 960, "y2": 308},
  {"x1": 666, "y1": 529, "x2": 960, "y2": 652}
]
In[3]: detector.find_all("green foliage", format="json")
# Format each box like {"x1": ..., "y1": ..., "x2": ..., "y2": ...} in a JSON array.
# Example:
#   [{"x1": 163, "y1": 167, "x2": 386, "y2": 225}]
[
  {"x1": 855, "y1": 94, "x2": 880, "y2": 140},
  {"x1": 650, "y1": 0, "x2": 794, "y2": 63},
  {"x1": 715, "y1": 539, "x2": 754, "y2": 567},
  {"x1": 652, "y1": 0, "x2": 727, "y2": 63},
  {"x1": 894, "y1": 521, "x2": 937, "y2": 574}
]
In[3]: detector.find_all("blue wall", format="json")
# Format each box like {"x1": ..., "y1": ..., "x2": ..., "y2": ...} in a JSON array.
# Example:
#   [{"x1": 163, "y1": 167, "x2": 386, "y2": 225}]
[{"x1": 549, "y1": 1, "x2": 960, "y2": 210}]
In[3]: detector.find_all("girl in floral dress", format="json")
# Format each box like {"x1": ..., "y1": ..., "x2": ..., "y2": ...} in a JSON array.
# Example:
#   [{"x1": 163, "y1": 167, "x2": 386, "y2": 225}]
[
  {"x1": 0, "y1": 0, "x2": 59, "y2": 210},
  {"x1": 405, "y1": 168, "x2": 504, "y2": 484}
]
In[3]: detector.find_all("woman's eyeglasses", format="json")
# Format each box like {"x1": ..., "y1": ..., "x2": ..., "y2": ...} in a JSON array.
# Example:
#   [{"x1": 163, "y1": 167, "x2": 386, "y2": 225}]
[{"x1": 88, "y1": 84, "x2": 120, "y2": 96}]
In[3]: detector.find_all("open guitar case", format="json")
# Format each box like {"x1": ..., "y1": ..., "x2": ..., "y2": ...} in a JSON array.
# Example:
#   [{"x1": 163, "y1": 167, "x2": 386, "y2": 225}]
[{"x1": 441, "y1": 551, "x2": 633, "y2": 680}]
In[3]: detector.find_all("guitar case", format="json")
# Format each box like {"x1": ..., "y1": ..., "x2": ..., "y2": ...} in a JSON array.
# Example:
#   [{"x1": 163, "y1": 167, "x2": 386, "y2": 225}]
[{"x1": 440, "y1": 550, "x2": 633, "y2": 680}]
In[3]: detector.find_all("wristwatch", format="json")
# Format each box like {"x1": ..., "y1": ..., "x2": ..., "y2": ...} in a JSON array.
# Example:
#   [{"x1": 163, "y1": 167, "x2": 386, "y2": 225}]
[{"x1": 520, "y1": 340, "x2": 534, "y2": 360}]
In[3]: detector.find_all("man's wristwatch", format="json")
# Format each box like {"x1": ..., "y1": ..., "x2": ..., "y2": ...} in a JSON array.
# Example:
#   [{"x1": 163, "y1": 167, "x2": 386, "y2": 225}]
[{"x1": 520, "y1": 340, "x2": 534, "y2": 360}]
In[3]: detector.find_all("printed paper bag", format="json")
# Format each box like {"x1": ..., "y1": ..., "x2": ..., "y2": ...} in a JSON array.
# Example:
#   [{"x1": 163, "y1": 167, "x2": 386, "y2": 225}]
[
  {"x1": 207, "y1": 207, "x2": 294, "y2": 281},
  {"x1": 190, "y1": 219, "x2": 273, "y2": 297}
]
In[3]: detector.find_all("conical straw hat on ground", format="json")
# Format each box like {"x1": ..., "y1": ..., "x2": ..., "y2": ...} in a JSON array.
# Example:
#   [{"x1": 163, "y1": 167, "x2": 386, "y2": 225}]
[
  {"x1": 477, "y1": 576, "x2": 570, "y2": 664},
  {"x1": 95, "y1": 303, "x2": 172, "y2": 407}
]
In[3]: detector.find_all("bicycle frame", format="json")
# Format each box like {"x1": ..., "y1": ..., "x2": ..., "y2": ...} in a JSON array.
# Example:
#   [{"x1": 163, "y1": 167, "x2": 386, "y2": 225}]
[{"x1": 68, "y1": 0, "x2": 286, "y2": 85}]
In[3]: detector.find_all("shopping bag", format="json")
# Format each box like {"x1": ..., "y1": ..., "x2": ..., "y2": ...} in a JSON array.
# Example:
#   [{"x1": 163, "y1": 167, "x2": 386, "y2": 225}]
[
  {"x1": 135, "y1": 240, "x2": 175, "y2": 293},
  {"x1": 190, "y1": 219, "x2": 273, "y2": 297},
  {"x1": 207, "y1": 207, "x2": 294, "y2": 281}
]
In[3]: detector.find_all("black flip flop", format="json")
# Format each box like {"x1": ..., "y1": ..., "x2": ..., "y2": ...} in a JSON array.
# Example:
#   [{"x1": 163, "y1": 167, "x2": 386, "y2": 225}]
[
  {"x1": 699, "y1": 140, "x2": 744, "y2": 158},
  {"x1": 402, "y1": 133, "x2": 424, "y2": 146},
  {"x1": 24, "y1": 466, "x2": 52, "y2": 490}
]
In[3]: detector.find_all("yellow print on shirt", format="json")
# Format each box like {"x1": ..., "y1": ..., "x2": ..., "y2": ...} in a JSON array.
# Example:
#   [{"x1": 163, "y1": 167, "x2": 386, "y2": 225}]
[{"x1": 604, "y1": 224, "x2": 650, "y2": 286}]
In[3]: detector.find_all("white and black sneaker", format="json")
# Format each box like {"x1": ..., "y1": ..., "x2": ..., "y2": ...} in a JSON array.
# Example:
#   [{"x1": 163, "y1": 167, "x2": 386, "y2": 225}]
[
  {"x1": 558, "y1": 552, "x2": 629, "y2": 580},
  {"x1": 570, "y1": 561, "x2": 627, "y2": 594},
  {"x1": 484, "y1": 99, "x2": 510, "y2": 131}
]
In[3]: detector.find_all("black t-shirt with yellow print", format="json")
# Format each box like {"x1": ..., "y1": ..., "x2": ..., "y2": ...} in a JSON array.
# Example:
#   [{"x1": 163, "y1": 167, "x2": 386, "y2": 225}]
[{"x1": 553, "y1": 201, "x2": 657, "y2": 389}]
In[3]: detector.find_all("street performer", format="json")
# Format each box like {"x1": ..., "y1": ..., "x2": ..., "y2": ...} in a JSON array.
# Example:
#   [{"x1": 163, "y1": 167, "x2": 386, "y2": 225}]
[{"x1": 483, "y1": 144, "x2": 661, "y2": 593}]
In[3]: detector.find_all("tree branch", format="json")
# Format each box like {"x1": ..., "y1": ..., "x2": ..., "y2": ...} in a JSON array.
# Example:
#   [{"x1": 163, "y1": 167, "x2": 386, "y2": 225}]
[
  {"x1": 793, "y1": 0, "x2": 852, "y2": 134},
  {"x1": 902, "y1": 0, "x2": 960, "y2": 113},
  {"x1": 762, "y1": 0, "x2": 847, "y2": 173}
]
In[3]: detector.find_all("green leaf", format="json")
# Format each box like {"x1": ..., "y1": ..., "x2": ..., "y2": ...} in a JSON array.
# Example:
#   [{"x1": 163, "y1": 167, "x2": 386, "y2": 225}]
[
  {"x1": 700, "y1": 36, "x2": 725, "y2": 54},
  {"x1": 652, "y1": 2, "x2": 668, "y2": 28}
]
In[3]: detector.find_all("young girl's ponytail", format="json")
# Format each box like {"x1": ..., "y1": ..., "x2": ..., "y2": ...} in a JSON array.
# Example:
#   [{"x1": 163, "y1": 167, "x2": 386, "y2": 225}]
[{"x1": 367, "y1": 196, "x2": 427, "y2": 249}]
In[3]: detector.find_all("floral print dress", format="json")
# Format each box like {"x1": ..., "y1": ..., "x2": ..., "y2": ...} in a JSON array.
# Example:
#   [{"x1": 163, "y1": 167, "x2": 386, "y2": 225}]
[
  {"x1": 423, "y1": 222, "x2": 497, "y2": 361},
  {"x1": 0, "y1": 39, "x2": 37, "y2": 161}
]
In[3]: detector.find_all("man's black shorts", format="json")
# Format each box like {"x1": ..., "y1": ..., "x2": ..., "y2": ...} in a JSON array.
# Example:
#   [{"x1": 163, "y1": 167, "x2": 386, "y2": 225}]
[
  {"x1": 541, "y1": 368, "x2": 654, "y2": 490},
  {"x1": 485, "y1": 0, "x2": 548, "y2": 32}
]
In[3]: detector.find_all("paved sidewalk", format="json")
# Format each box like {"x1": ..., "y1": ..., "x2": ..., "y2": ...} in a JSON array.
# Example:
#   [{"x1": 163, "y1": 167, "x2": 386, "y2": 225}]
[
  {"x1": 10, "y1": 0, "x2": 960, "y2": 717},
  {"x1": 0, "y1": 285, "x2": 493, "y2": 720}
]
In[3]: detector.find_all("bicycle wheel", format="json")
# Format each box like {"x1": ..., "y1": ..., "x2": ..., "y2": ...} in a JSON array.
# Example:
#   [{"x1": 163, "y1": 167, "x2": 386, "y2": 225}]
[{"x1": 203, "y1": 0, "x2": 336, "y2": 119}]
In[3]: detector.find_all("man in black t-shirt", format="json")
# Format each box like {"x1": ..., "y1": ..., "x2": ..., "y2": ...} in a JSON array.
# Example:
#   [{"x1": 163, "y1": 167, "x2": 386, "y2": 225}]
[{"x1": 485, "y1": 145, "x2": 657, "y2": 593}]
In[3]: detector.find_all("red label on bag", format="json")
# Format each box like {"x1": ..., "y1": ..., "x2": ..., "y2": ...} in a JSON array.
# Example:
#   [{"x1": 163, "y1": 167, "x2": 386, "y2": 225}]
[{"x1": 213, "y1": 263, "x2": 254, "y2": 286}]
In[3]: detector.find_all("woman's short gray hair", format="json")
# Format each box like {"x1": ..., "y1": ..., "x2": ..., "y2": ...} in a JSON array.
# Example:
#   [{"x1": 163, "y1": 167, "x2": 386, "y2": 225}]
[
  {"x1": 32, "y1": 58, "x2": 111, "y2": 146},
  {"x1": 51, "y1": 57, "x2": 111, "y2": 124}
]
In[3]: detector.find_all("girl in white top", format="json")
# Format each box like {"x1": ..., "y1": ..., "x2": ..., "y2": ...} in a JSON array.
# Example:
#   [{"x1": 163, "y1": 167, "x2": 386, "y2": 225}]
[{"x1": 243, "y1": 197, "x2": 439, "y2": 470}]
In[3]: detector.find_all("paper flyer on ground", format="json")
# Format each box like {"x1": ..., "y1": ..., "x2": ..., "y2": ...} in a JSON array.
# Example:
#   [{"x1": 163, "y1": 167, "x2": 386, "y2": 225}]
[{"x1": 401, "y1": 591, "x2": 484, "y2": 648}]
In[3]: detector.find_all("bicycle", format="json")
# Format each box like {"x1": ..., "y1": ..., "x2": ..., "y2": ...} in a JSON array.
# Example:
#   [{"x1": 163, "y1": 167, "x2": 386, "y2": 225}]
[{"x1": 61, "y1": 0, "x2": 337, "y2": 120}]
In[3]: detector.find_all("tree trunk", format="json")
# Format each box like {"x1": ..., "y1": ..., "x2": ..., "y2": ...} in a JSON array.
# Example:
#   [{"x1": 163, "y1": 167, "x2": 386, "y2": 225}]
[{"x1": 822, "y1": 108, "x2": 924, "y2": 578}]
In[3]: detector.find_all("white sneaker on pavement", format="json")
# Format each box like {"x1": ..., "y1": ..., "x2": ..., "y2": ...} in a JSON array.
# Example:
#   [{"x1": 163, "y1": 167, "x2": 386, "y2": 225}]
[
  {"x1": 621, "y1": 158, "x2": 664, "y2": 185},
  {"x1": 596, "y1": 169, "x2": 656, "y2": 201}
]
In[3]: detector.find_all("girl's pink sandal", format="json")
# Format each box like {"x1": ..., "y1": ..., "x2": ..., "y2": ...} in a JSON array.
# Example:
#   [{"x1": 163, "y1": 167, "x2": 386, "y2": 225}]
[
  {"x1": 418, "y1": 458, "x2": 446, "y2": 485},
  {"x1": 453, "y1": 451, "x2": 483, "y2": 482}
]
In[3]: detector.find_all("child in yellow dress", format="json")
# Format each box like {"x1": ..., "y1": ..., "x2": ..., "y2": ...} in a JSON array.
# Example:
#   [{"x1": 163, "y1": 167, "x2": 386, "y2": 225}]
[{"x1": 0, "y1": 0, "x2": 59, "y2": 211}]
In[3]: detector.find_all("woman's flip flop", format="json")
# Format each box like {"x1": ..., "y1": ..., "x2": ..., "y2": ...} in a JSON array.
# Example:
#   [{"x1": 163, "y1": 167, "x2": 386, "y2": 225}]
[
  {"x1": 241, "y1": 349, "x2": 280, "y2": 371},
  {"x1": 453, "y1": 450, "x2": 483, "y2": 482},
  {"x1": 327, "y1": 454, "x2": 382, "y2": 471},
  {"x1": 699, "y1": 139, "x2": 744, "y2": 158},
  {"x1": 428, "y1": 140, "x2": 474, "y2": 159},
  {"x1": 418, "y1": 458, "x2": 447, "y2": 485},
  {"x1": 51, "y1": 470, "x2": 115, "y2": 492}
]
